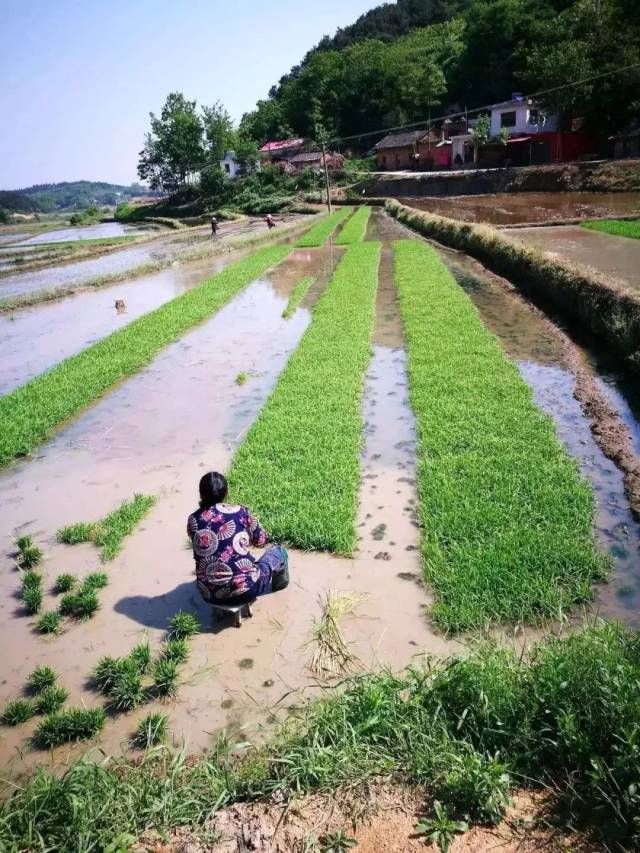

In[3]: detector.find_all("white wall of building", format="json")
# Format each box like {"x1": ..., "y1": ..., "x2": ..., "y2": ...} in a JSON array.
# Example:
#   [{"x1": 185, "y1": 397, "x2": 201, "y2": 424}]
[{"x1": 490, "y1": 101, "x2": 557, "y2": 137}]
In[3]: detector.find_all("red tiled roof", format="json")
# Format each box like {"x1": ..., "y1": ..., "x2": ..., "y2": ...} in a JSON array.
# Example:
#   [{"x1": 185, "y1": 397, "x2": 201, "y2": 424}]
[{"x1": 259, "y1": 138, "x2": 305, "y2": 153}]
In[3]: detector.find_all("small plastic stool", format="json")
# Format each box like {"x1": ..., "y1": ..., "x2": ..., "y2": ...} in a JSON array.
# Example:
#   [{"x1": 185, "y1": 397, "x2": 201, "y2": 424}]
[{"x1": 211, "y1": 600, "x2": 254, "y2": 628}]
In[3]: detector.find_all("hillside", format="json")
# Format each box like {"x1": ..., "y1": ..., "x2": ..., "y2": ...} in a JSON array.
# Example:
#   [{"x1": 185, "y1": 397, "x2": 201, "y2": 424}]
[
  {"x1": 241, "y1": 0, "x2": 640, "y2": 147},
  {"x1": 0, "y1": 181, "x2": 149, "y2": 213}
]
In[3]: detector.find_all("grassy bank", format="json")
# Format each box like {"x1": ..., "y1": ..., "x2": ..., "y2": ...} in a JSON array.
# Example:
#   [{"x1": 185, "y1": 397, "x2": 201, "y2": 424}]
[
  {"x1": 582, "y1": 218, "x2": 640, "y2": 240},
  {"x1": 394, "y1": 240, "x2": 607, "y2": 630},
  {"x1": 228, "y1": 242, "x2": 381, "y2": 553},
  {"x1": 0, "y1": 624, "x2": 637, "y2": 850},
  {"x1": 386, "y1": 200, "x2": 640, "y2": 374},
  {"x1": 0, "y1": 217, "x2": 313, "y2": 312},
  {"x1": 0, "y1": 246, "x2": 289, "y2": 467},
  {"x1": 294, "y1": 207, "x2": 352, "y2": 248},
  {"x1": 334, "y1": 205, "x2": 371, "y2": 245}
]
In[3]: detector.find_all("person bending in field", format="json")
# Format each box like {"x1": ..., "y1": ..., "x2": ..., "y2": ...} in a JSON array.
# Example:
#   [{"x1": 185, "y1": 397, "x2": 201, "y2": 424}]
[
  {"x1": 187, "y1": 471, "x2": 289, "y2": 605},
  {"x1": 210, "y1": 215, "x2": 218, "y2": 237}
]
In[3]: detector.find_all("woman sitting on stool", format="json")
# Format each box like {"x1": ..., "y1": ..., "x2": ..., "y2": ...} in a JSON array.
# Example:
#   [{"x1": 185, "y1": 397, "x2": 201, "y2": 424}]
[{"x1": 187, "y1": 471, "x2": 289, "y2": 606}]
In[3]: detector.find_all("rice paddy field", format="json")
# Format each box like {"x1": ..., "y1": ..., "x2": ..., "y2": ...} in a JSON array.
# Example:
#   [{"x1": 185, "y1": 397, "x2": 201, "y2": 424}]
[{"x1": 1, "y1": 205, "x2": 640, "y2": 849}]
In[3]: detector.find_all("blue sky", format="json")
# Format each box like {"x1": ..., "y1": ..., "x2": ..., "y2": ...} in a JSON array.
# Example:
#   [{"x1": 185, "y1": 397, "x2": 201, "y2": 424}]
[{"x1": 0, "y1": 0, "x2": 377, "y2": 188}]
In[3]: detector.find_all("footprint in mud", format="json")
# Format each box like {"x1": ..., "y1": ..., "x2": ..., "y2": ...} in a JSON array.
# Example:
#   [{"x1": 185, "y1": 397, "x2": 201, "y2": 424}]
[
  {"x1": 221, "y1": 698, "x2": 234, "y2": 709},
  {"x1": 405, "y1": 545, "x2": 417, "y2": 551},
  {"x1": 398, "y1": 476, "x2": 416, "y2": 485},
  {"x1": 237, "y1": 658, "x2": 254, "y2": 670},
  {"x1": 397, "y1": 571, "x2": 419, "y2": 582},
  {"x1": 263, "y1": 679, "x2": 275, "y2": 688},
  {"x1": 375, "y1": 552, "x2": 391, "y2": 561},
  {"x1": 371, "y1": 524, "x2": 386, "y2": 541}
]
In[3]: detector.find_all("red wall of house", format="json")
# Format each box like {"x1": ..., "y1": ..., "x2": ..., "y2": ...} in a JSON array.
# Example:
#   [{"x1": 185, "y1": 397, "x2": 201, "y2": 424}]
[{"x1": 377, "y1": 147, "x2": 417, "y2": 169}]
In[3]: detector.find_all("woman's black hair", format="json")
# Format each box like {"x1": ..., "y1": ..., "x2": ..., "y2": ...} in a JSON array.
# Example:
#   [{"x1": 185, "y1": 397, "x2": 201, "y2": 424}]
[{"x1": 199, "y1": 471, "x2": 228, "y2": 509}]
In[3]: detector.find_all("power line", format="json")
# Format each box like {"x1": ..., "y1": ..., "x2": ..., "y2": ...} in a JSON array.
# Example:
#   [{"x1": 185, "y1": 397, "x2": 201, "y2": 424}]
[{"x1": 325, "y1": 61, "x2": 640, "y2": 147}]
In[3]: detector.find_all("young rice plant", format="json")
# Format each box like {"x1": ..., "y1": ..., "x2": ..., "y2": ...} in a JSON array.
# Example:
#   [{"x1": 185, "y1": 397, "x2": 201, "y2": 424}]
[
  {"x1": 282, "y1": 276, "x2": 314, "y2": 319},
  {"x1": 294, "y1": 208, "x2": 352, "y2": 248},
  {"x1": 334, "y1": 205, "x2": 372, "y2": 245},
  {"x1": 228, "y1": 242, "x2": 381, "y2": 553}
]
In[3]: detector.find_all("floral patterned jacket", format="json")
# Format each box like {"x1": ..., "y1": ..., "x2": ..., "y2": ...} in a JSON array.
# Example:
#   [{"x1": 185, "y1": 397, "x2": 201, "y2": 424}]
[{"x1": 187, "y1": 503, "x2": 268, "y2": 600}]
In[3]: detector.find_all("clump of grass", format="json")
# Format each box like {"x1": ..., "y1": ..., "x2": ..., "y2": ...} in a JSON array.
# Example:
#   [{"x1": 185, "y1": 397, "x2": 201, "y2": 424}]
[
  {"x1": 334, "y1": 205, "x2": 371, "y2": 245},
  {"x1": 109, "y1": 667, "x2": 145, "y2": 712},
  {"x1": 2, "y1": 698, "x2": 35, "y2": 726},
  {"x1": 295, "y1": 207, "x2": 352, "y2": 248},
  {"x1": 57, "y1": 495, "x2": 156, "y2": 562},
  {"x1": 35, "y1": 686, "x2": 68, "y2": 715},
  {"x1": 54, "y1": 573, "x2": 76, "y2": 593},
  {"x1": 151, "y1": 659, "x2": 179, "y2": 697},
  {"x1": 282, "y1": 275, "x2": 314, "y2": 319},
  {"x1": 36, "y1": 611, "x2": 62, "y2": 635},
  {"x1": 161, "y1": 638, "x2": 189, "y2": 665},
  {"x1": 0, "y1": 247, "x2": 291, "y2": 467},
  {"x1": 21, "y1": 570, "x2": 42, "y2": 590},
  {"x1": 582, "y1": 218, "x2": 640, "y2": 240},
  {"x1": 16, "y1": 536, "x2": 43, "y2": 569},
  {"x1": 393, "y1": 239, "x2": 608, "y2": 630},
  {"x1": 133, "y1": 712, "x2": 169, "y2": 748},
  {"x1": 228, "y1": 242, "x2": 381, "y2": 553},
  {"x1": 21, "y1": 585, "x2": 42, "y2": 615},
  {"x1": 58, "y1": 589, "x2": 99, "y2": 620},
  {"x1": 82, "y1": 571, "x2": 108, "y2": 591},
  {"x1": 129, "y1": 641, "x2": 151, "y2": 674},
  {"x1": 309, "y1": 591, "x2": 364, "y2": 678},
  {"x1": 92, "y1": 655, "x2": 130, "y2": 693},
  {"x1": 168, "y1": 611, "x2": 200, "y2": 640},
  {"x1": 26, "y1": 666, "x2": 57, "y2": 694},
  {"x1": 235, "y1": 372, "x2": 247, "y2": 386},
  {"x1": 33, "y1": 707, "x2": 106, "y2": 748}
]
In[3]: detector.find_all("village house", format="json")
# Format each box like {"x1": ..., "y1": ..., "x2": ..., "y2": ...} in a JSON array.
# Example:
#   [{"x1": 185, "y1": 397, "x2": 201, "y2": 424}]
[
  {"x1": 289, "y1": 150, "x2": 345, "y2": 172},
  {"x1": 373, "y1": 128, "x2": 452, "y2": 171},
  {"x1": 219, "y1": 150, "x2": 260, "y2": 179},
  {"x1": 258, "y1": 138, "x2": 305, "y2": 164}
]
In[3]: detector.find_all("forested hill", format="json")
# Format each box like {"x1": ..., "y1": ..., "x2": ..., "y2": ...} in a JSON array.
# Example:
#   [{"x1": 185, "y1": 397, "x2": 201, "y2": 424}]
[
  {"x1": 0, "y1": 181, "x2": 149, "y2": 213},
  {"x1": 241, "y1": 0, "x2": 640, "y2": 146}
]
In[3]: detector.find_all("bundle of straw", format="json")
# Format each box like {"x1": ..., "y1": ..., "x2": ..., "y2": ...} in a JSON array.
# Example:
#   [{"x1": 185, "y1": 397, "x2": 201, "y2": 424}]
[{"x1": 309, "y1": 590, "x2": 365, "y2": 678}]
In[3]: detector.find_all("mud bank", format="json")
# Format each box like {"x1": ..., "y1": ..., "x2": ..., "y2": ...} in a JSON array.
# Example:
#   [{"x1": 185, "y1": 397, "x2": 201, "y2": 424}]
[
  {"x1": 386, "y1": 200, "x2": 640, "y2": 374},
  {"x1": 362, "y1": 158, "x2": 640, "y2": 198}
]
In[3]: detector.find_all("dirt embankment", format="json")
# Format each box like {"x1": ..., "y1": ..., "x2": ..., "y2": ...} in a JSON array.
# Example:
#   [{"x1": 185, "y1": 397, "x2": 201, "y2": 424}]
[{"x1": 360, "y1": 159, "x2": 640, "y2": 198}]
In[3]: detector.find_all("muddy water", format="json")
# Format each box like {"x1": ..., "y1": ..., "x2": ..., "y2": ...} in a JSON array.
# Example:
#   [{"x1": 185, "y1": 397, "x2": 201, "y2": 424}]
[
  {"x1": 502, "y1": 224, "x2": 640, "y2": 292},
  {"x1": 442, "y1": 250, "x2": 640, "y2": 624},
  {"x1": 0, "y1": 238, "x2": 452, "y2": 779},
  {"x1": 401, "y1": 192, "x2": 640, "y2": 225},
  {"x1": 0, "y1": 219, "x2": 275, "y2": 301},
  {"x1": 15, "y1": 223, "x2": 151, "y2": 245},
  {"x1": 0, "y1": 252, "x2": 254, "y2": 396}
]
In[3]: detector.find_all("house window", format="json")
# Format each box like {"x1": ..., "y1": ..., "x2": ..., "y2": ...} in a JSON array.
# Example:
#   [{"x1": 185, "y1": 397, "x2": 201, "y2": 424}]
[
  {"x1": 529, "y1": 109, "x2": 546, "y2": 127},
  {"x1": 224, "y1": 163, "x2": 231, "y2": 174},
  {"x1": 501, "y1": 111, "x2": 517, "y2": 128}
]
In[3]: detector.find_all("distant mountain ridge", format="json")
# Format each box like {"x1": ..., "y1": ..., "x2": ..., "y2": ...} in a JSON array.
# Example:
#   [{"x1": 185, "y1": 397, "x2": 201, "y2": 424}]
[{"x1": 0, "y1": 180, "x2": 150, "y2": 213}]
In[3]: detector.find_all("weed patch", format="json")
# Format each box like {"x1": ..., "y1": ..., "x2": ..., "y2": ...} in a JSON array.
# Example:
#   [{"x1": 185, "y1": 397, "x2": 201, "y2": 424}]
[
  {"x1": 228, "y1": 242, "x2": 381, "y2": 553},
  {"x1": 295, "y1": 208, "x2": 352, "y2": 248},
  {"x1": 334, "y1": 206, "x2": 371, "y2": 245},
  {"x1": 282, "y1": 276, "x2": 314, "y2": 319},
  {"x1": 0, "y1": 246, "x2": 290, "y2": 465},
  {"x1": 393, "y1": 239, "x2": 607, "y2": 630},
  {"x1": 57, "y1": 494, "x2": 155, "y2": 562}
]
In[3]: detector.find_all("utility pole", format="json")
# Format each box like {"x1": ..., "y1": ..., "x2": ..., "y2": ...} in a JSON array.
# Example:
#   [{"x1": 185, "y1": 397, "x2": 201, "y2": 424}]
[{"x1": 321, "y1": 142, "x2": 332, "y2": 213}]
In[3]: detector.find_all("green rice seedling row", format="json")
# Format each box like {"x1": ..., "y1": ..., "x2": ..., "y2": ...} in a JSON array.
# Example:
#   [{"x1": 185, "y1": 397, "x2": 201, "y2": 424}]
[
  {"x1": 282, "y1": 275, "x2": 314, "y2": 318},
  {"x1": 57, "y1": 494, "x2": 155, "y2": 561},
  {"x1": 334, "y1": 205, "x2": 372, "y2": 245},
  {"x1": 0, "y1": 246, "x2": 290, "y2": 466},
  {"x1": 228, "y1": 242, "x2": 381, "y2": 553},
  {"x1": 294, "y1": 207, "x2": 352, "y2": 248},
  {"x1": 393, "y1": 239, "x2": 607, "y2": 630},
  {"x1": 581, "y1": 218, "x2": 640, "y2": 240}
]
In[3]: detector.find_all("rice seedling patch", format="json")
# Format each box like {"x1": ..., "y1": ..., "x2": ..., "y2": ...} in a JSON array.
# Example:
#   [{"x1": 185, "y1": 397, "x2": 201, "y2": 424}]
[
  {"x1": 57, "y1": 493, "x2": 155, "y2": 562},
  {"x1": 36, "y1": 611, "x2": 62, "y2": 635},
  {"x1": 168, "y1": 611, "x2": 201, "y2": 640},
  {"x1": 132, "y1": 712, "x2": 169, "y2": 748},
  {"x1": 581, "y1": 218, "x2": 640, "y2": 240},
  {"x1": 0, "y1": 246, "x2": 290, "y2": 466},
  {"x1": 33, "y1": 707, "x2": 106, "y2": 748},
  {"x1": 2, "y1": 699, "x2": 36, "y2": 726},
  {"x1": 54, "y1": 573, "x2": 76, "y2": 593},
  {"x1": 295, "y1": 207, "x2": 353, "y2": 248},
  {"x1": 393, "y1": 239, "x2": 608, "y2": 630},
  {"x1": 21, "y1": 585, "x2": 42, "y2": 615},
  {"x1": 228, "y1": 242, "x2": 381, "y2": 553},
  {"x1": 334, "y1": 206, "x2": 372, "y2": 245},
  {"x1": 282, "y1": 275, "x2": 314, "y2": 318},
  {"x1": 15, "y1": 536, "x2": 43, "y2": 569},
  {"x1": 26, "y1": 666, "x2": 57, "y2": 694},
  {"x1": 34, "y1": 686, "x2": 68, "y2": 715}
]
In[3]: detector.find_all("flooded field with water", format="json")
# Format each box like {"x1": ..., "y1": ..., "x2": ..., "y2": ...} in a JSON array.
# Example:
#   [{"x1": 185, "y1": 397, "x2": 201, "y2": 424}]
[
  {"x1": 401, "y1": 191, "x2": 640, "y2": 225},
  {"x1": 1, "y1": 207, "x2": 640, "y2": 784}
]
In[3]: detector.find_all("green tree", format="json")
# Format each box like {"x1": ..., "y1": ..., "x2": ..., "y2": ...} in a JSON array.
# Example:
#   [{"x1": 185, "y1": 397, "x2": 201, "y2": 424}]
[
  {"x1": 201, "y1": 101, "x2": 236, "y2": 162},
  {"x1": 137, "y1": 92, "x2": 204, "y2": 191}
]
